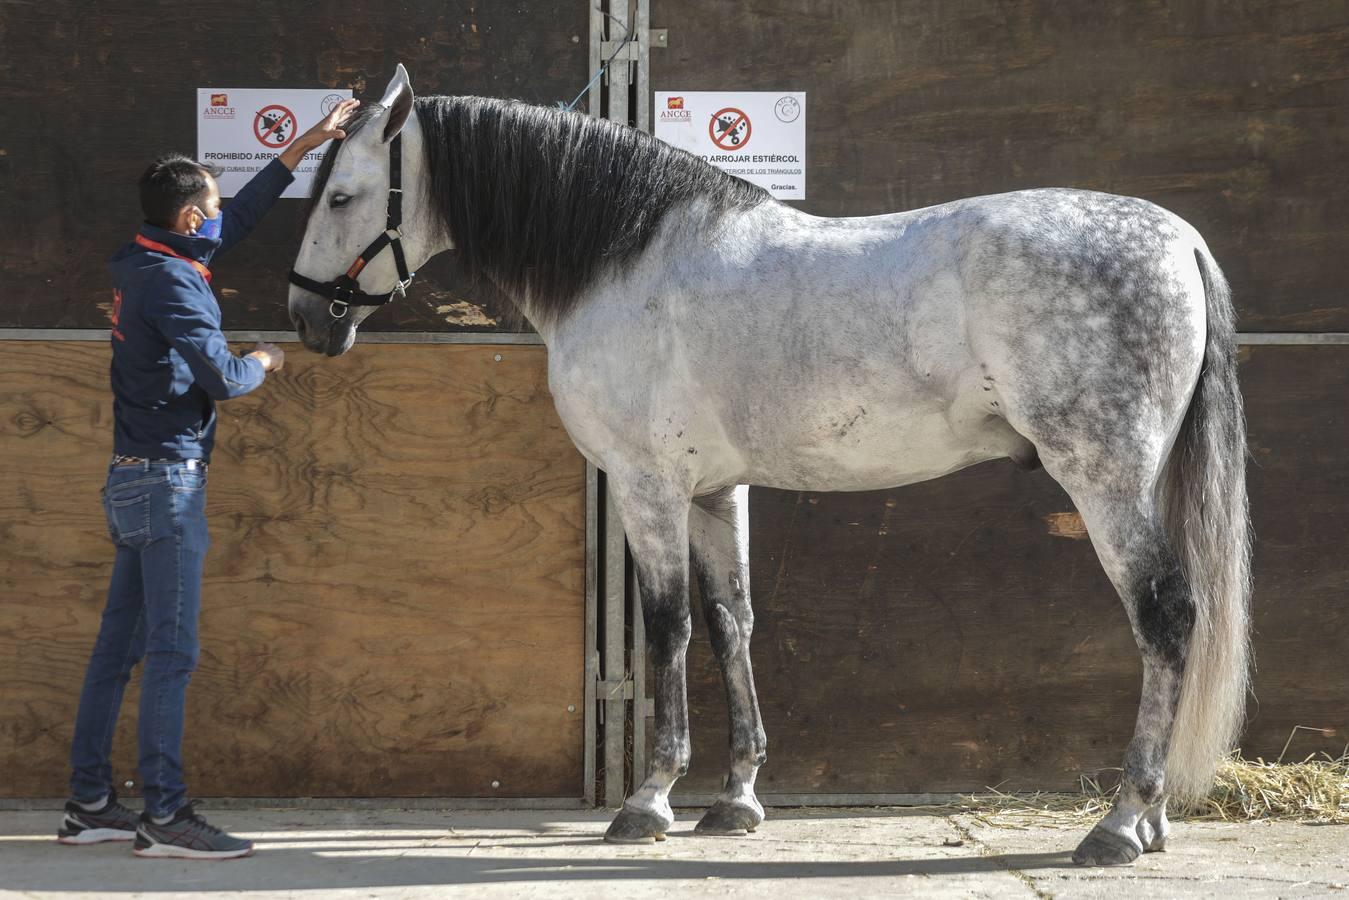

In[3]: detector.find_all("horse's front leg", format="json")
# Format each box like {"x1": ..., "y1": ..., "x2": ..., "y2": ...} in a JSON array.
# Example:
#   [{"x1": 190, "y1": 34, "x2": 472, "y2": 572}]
[
  {"x1": 604, "y1": 471, "x2": 693, "y2": 844},
  {"x1": 689, "y1": 485, "x2": 767, "y2": 836}
]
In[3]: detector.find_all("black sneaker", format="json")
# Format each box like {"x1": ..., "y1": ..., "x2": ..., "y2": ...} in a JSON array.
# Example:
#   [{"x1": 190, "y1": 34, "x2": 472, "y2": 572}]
[
  {"x1": 57, "y1": 790, "x2": 140, "y2": 845},
  {"x1": 133, "y1": 801, "x2": 254, "y2": 860}
]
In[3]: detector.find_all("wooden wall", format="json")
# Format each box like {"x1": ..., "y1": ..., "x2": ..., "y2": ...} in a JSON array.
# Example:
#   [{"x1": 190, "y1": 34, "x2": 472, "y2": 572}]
[
  {"x1": 650, "y1": 0, "x2": 1349, "y2": 795},
  {"x1": 0, "y1": 1, "x2": 591, "y2": 333},
  {"x1": 0, "y1": 342, "x2": 587, "y2": 799}
]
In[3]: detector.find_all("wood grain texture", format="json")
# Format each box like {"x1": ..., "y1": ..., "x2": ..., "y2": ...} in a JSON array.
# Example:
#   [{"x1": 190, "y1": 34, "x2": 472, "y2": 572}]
[
  {"x1": 0, "y1": 342, "x2": 586, "y2": 798},
  {"x1": 680, "y1": 345, "x2": 1349, "y2": 794},
  {"x1": 652, "y1": 0, "x2": 1349, "y2": 331},
  {"x1": 0, "y1": 1, "x2": 589, "y2": 332}
]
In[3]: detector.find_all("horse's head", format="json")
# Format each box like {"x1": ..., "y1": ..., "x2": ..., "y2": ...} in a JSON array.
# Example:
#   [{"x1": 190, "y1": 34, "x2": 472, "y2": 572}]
[{"x1": 289, "y1": 65, "x2": 440, "y2": 355}]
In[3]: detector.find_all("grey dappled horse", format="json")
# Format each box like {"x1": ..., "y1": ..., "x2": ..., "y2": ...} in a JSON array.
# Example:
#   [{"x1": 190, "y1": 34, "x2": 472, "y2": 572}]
[{"x1": 288, "y1": 67, "x2": 1251, "y2": 866}]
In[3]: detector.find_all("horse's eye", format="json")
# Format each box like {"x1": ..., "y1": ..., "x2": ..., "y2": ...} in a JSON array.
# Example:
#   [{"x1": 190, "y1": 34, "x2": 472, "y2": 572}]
[{"x1": 329, "y1": 193, "x2": 352, "y2": 208}]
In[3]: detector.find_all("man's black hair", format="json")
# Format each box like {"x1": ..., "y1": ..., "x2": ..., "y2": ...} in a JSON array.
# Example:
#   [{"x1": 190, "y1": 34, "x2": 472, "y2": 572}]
[{"x1": 138, "y1": 154, "x2": 223, "y2": 229}]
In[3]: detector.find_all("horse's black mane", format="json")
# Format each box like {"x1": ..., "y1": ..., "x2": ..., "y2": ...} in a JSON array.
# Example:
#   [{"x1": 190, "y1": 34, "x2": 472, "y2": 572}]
[{"x1": 308, "y1": 96, "x2": 770, "y2": 322}]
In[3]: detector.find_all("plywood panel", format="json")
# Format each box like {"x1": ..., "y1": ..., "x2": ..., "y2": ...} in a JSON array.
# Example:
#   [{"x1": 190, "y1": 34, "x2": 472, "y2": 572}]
[
  {"x1": 0, "y1": 341, "x2": 586, "y2": 798},
  {"x1": 652, "y1": 0, "x2": 1349, "y2": 331},
  {"x1": 680, "y1": 345, "x2": 1349, "y2": 794},
  {"x1": 0, "y1": 1, "x2": 590, "y2": 332}
]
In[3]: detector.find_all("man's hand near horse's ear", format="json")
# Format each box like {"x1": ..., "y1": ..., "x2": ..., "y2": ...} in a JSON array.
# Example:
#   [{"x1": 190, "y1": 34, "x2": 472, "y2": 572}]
[{"x1": 278, "y1": 98, "x2": 361, "y2": 171}]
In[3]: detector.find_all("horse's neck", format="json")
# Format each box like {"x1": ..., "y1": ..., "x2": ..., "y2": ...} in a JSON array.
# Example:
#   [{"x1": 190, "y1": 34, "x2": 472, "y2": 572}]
[
  {"x1": 408, "y1": 110, "x2": 789, "y2": 340},
  {"x1": 401, "y1": 114, "x2": 461, "y2": 285}
]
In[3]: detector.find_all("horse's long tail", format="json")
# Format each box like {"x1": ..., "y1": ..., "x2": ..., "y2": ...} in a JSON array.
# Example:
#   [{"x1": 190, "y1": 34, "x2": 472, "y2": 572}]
[{"x1": 1158, "y1": 247, "x2": 1253, "y2": 803}]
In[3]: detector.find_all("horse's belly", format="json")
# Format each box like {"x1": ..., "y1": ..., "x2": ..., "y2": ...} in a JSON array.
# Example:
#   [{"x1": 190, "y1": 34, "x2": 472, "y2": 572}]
[{"x1": 734, "y1": 404, "x2": 1000, "y2": 493}]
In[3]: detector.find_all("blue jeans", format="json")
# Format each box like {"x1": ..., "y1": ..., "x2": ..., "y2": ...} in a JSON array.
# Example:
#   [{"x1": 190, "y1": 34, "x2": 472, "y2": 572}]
[{"x1": 69, "y1": 461, "x2": 209, "y2": 818}]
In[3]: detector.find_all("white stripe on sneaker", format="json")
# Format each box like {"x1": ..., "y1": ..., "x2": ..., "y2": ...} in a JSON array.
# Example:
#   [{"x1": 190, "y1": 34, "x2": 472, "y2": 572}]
[
  {"x1": 133, "y1": 841, "x2": 254, "y2": 860},
  {"x1": 57, "y1": 824, "x2": 137, "y2": 845}
]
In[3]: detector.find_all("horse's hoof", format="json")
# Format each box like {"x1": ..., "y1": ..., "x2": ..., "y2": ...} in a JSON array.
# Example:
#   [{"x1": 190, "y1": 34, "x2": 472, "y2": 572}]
[
  {"x1": 694, "y1": 799, "x2": 764, "y2": 836},
  {"x1": 1072, "y1": 825, "x2": 1143, "y2": 866},
  {"x1": 604, "y1": 806, "x2": 670, "y2": 844}
]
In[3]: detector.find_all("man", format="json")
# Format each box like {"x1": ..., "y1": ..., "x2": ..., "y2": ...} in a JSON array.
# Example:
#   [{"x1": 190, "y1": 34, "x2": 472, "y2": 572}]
[{"x1": 58, "y1": 98, "x2": 360, "y2": 860}]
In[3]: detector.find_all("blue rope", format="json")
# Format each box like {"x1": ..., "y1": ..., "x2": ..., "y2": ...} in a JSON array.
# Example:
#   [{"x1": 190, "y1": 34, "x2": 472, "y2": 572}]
[{"x1": 560, "y1": 65, "x2": 609, "y2": 113}]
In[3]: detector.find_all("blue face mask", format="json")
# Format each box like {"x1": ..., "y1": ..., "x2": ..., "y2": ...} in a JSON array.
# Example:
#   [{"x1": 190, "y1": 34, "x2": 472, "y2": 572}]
[{"x1": 192, "y1": 206, "x2": 222, "y2": 240}]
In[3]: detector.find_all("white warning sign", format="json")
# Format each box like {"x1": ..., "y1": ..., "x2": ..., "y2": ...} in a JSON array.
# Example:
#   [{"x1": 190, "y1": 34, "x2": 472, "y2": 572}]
[
  {"x1": 654, "y1": 91, "x2": 806, "y2": 199},
  {"x1": 196, "y1": 88, "x2": 352, "y2": 198}
]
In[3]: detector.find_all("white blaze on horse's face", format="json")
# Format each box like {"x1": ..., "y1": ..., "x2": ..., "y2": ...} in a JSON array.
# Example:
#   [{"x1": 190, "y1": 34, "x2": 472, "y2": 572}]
[{"x1": 288, "y1": 64, "x2": 427, "y2": 356}]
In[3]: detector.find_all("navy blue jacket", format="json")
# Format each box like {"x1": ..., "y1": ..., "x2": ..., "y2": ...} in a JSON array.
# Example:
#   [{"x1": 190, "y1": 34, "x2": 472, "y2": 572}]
[{"x1": 108, "y1": 159, "x2": 294, "y2": 462}]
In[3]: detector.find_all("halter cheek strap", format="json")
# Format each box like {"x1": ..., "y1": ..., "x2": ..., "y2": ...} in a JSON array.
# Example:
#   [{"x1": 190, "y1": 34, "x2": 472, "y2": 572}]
[{"x1": 288, "y1": 132, "x2": 415, "y2": 319}]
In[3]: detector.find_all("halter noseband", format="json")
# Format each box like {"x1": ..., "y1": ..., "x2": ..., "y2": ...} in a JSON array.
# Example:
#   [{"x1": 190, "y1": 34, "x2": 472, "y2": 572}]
[{"x1": 288, "y1": 132, "x2": 415, "y2": 319}]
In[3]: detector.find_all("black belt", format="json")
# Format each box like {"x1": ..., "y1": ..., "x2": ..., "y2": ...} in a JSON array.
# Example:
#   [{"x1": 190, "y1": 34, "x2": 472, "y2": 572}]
[{"x1": 111, "y1": 456, "x2": 205, "y2": 471}]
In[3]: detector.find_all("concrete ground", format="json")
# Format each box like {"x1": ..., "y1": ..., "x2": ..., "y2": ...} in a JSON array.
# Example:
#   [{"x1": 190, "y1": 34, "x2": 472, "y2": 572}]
[{"x1": 1, "y1": 807, "x2": 1345, "y2": 898}]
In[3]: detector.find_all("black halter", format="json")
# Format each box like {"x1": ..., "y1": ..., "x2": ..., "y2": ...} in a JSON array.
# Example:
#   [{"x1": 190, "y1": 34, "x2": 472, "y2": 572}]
[{"x1": 288, "y1": 132, "x2": 415, "y2": 319}]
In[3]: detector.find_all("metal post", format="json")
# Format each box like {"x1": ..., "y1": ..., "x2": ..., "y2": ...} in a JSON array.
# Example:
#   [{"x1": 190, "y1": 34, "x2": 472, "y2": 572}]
[
  {"x1": 631, "y1": 569, "x2": 647, "y2": 791},
  {"x1": 587, "y1": 0, "x2": 604, "y2": 117},
  {"x1": 607, "y1": 0, "x2": 631, "y2": 128},
  {"x1": 586, "y1": 0, "x2": 655, "y2": 810},
  {"x1": 602, "y1": 475, "x2": 628, "y2": 808},
  {"x1": 635, "y1": 0, "x2": 650, "y2": 133},
  {"x1": 583, "y1": 462, "x2": 599, "y2": 806},
  {"x1": 629, "y1": 0, "x2": 653, "y2": 796}
]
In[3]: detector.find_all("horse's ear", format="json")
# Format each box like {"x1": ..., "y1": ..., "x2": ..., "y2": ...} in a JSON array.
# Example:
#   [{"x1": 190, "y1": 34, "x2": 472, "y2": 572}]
[{"x1": 379, "y1": 63, "x2": 414, "y2": 143}]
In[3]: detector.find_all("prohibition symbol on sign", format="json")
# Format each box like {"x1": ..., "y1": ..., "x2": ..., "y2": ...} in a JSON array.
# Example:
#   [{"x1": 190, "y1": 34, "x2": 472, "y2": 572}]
[
  {"x1": 709, "y1": 107, "x2": 751, "y2": 150},
  {"x1": 253, "y1": 104, "x2": 297, "y2": 148}
]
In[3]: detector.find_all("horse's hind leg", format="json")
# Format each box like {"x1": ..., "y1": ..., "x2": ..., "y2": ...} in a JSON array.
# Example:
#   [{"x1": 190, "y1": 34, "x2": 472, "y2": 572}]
[
  {"x1": 689, "y1": 485, "x2": 767, "y2": 836},
  {"x1": 1066, "y1": 493, "x2": 1192, "y2": 865},
  {"x1": 603, "y1": 471, "x2": 694, "y2": 844}
]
